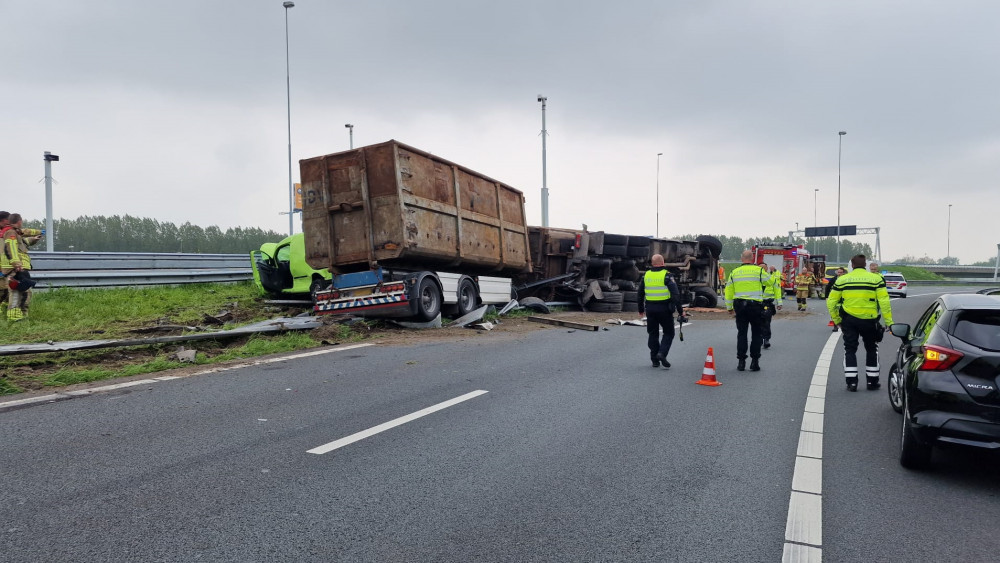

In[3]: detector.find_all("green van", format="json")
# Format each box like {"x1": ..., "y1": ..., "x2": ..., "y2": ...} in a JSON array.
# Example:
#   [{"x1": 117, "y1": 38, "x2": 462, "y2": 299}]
[{"x1": 250, "y1": 233, "x2": 332, "y2": 297}]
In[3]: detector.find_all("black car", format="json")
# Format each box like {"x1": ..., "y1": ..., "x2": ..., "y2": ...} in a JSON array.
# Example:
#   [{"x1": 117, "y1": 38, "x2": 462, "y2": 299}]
[
  {"x1": 887, "y1": 294, "x2": 1000, "y2": 469},
  {"x1": 975, "y1": 287, "x2": 1000, "y2": 296}
]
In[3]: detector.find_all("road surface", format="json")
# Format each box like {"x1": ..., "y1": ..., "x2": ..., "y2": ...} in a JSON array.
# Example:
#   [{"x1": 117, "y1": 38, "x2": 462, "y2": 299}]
[{"x1": 2, "y1": 285, "x2": 998, "y2": 562}]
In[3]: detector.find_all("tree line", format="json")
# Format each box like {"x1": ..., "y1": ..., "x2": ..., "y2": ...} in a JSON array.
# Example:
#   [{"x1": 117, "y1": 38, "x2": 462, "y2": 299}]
[
  {"x1": 22, "y1": 215, "x2": 286, "y2": 254},
  {"x1": 675, "y1": 234, "x2": 874, "y2": 264}
]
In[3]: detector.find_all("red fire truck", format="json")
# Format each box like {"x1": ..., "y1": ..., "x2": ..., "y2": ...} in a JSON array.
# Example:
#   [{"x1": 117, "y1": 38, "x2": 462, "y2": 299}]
[{"x1": 750, "y1": 243, "x2": 812, "y2": 295}]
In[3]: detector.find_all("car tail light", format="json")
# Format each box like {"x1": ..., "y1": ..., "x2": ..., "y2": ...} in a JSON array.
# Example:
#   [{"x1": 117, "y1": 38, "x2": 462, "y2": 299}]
[
  {"x1": 920, "y1": 345, "x2": 964, "y2": 371},
  {"x1": 899, "y1": 282, "x2": 907, "y2": 287}
]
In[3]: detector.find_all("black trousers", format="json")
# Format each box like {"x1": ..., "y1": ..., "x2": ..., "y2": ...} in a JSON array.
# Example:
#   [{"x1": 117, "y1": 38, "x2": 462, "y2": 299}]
[
  {"x1": 646, "y1": 308, "x2": 675, "y2": 359},
  {"x1": 734, "y1": 300, "x2": 764, "y2": 360},
  {"x1": 840, "y1": 312, "x2": 880, "y2": 382},
  {"x1": 761, "y1": 299, "x2": 775, "y2": 341}
]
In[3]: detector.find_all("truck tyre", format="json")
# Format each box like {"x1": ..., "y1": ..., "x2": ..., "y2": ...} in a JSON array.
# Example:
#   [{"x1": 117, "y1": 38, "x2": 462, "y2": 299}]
[
  {"x1": 602, "y1": 244, "x2": 628, "y2": 257},
  {"x1": 621, "y1": 302, "x2": 639, "y2": 313},
  {"x1": 603, "y1": 233, "x2": 629, "y2": 246},
  {"x1": 589, "y1": 301, "x2": 624, "y2": 313},
  {"x1": 692, "y1": 287, "x2": 719, "y2": 308},
  {"x1": 623, "y1": 290, "x2": 638, "y2": 302},
  {"x1": 627, "y1": 236, "x2": 651, "y2": 247},
  {"x1": 456, "y1": 278, "x2": 479, "y2": 317},
  {"x1": 414, "y1": 276, "x2": 442, "y2": 322},
  {"x1": 627, "y1": 245, "x2": 651, "y2": 258},
  {"x1": 696, "y1": 235, "x2": 723, "y2": 259},
  {"x1": 597, "y1": 291, "x2": 624, "y2": 303}
]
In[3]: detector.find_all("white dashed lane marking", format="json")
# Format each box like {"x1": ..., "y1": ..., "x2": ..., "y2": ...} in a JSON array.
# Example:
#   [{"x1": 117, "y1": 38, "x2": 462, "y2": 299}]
[{"x1": 782, "y1": 331, "x2": 840, "y2": 562}]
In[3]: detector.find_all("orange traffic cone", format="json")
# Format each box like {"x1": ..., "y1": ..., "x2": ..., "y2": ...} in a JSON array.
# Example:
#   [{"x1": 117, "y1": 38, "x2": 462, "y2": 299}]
[{"x1": 697, "y1": 347, "x2": 722, "y2": 387}]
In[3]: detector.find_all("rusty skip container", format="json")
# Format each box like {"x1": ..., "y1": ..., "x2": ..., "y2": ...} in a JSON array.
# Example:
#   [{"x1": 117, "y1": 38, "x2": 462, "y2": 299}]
[{"x1": 300, "y1": 140, "x2": 531, "y2": 276}]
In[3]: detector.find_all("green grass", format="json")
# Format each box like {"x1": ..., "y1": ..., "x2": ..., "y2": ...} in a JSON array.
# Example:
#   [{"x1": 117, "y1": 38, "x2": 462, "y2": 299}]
[
  {"x1": 882, "y1": 265, "x2": 945, "y2": 281},
  {"x1": 0, "y1": 282, "x2": 361, "y2": 396}
]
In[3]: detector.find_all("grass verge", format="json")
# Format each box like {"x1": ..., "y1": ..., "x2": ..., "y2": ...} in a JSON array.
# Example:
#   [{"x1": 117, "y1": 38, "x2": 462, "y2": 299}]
[{"x1": 0, "y1": 282, "x2": 361, "y2": 396}]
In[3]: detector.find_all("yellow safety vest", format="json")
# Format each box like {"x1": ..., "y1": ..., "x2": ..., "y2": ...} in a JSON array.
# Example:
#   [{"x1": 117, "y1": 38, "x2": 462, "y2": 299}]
[
  {"x1": 643, "y1": 269, "x2": 670, "y2": 301},
  {"x1": 827, "y1": 268, "x2": 893, "y2": 324},
  {"x1": 724, "y1": 263, "x2": 770, "y2": 309}
]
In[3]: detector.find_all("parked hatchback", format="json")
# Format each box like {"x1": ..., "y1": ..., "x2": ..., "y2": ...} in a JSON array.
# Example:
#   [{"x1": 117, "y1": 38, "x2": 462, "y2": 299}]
[
  {"x1": 883, "y1": 271, "x2": 907, "y2": 298},
  {"x1": 887, "y1": 294, "x2": 1000, "y2": 469}
]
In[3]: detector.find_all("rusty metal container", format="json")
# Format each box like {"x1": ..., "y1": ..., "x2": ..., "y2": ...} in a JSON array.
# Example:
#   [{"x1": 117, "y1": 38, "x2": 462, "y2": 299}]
[{"x1": 300, "y1": 140, "x2": 531, "y2": 276}]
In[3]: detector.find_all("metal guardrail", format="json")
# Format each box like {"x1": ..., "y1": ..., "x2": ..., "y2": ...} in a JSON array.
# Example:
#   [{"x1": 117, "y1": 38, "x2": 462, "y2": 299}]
[{"x1": 27, "y1": 252, "x2": 252, "y2": 289}]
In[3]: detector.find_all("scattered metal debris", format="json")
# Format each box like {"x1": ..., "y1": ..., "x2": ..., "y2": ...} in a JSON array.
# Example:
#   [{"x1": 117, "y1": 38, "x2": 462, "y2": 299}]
[
  {"x1": 449, "y1": 305, "x2": 489, "y2": 328},
  {"x1": 518, "y1": 297, "x2": 551, "y2": 314},
  {"x1": 527, "y1": 316, "x2": 599, "y2": 331},
  {"x1": 0, "y1": 317, "x2": 322, "y2": 357},
  {"x1": 390, "y1": 314, "x2": 443, "y2": 329},
  {"x1": 498, "y1": 299, "x2": 519, "y2": 315}
]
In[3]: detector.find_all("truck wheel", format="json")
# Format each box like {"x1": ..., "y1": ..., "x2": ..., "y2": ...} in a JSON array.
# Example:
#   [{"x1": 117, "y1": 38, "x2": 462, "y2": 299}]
[
  {"x1": 692, "y1": 287, "x2": 719, "y2": 308},
  {"x1": 603, "y1": 233, "x2": 629, "y2": 246},
  {"x1": 696, "y1": 235, "x2": 723, "y2": 259},
  {"x1": 457, "y1": 278, "x2": 479, "y2": 316},
  {"x1": 414, "y1": 276, "x2": 442, "y2": 322}
]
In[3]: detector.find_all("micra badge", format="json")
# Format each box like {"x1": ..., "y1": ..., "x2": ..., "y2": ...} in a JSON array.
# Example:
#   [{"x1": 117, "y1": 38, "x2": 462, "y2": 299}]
[{"x1": 966, "y1": 383, "x2": 994, "y2": 390}]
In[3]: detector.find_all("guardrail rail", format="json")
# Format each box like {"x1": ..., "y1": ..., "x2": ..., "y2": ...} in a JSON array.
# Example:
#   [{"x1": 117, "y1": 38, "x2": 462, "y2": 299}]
[{"x1": 28, "y1": 252, "x2": 252, "y2": 289}]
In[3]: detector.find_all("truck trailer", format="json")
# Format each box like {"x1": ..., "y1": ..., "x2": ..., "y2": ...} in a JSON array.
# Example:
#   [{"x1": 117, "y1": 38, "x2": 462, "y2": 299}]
[{"x1": 299, "y1": 140, "x2": 531, "y2": 321}]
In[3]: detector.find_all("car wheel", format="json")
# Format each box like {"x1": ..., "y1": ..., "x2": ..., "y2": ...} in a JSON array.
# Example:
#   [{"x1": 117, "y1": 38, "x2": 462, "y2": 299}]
[
  {"x1": 414, "y1": 276, "x2": 442, "y2": 322},
  {"x1": 456, "y1": 278, "x2": 479, "y2": 316},
  {"x1": 887, "y1": 364, "x2": 904, "y2": 414},
  {"x1": 900, "y1": 399, "x2": 932, "y2": 470},
  {"x1": 310, "y1": 278, "x2": 330, "y2": 301}
]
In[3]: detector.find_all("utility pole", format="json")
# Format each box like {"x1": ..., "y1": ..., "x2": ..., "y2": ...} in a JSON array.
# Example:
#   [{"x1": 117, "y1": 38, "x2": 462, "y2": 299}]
[
  {"x1": 656, "y1": 152, "x2": 663, "y2": 238},
  {"x1": 837, "y1": 131, "x2": 846, "y2": 265},
  {"x1": 345, "y1": 123, "x2": 354, "y2": 149},
  {"x1": 538, "y1": 95, "x2": 548, "y2": 227},
  {"x1": 43, "y1": 151, "x2": 59, "y2": 252},
  {"x1": 283, "y1": 1, "x2": 295, "y2": 236}
]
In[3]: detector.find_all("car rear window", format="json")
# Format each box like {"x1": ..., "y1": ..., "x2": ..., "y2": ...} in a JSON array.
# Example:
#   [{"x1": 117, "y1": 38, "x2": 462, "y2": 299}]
[
  {"x1": 884, "y1": 275, "x2": 904, "y2": 282},
  {"x1": 952, "y1": 310, "x2": 1000, "y2": 351}
]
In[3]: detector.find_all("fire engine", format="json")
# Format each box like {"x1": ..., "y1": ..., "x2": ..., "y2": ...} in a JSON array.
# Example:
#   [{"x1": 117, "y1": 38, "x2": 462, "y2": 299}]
[{"x1": 750, "y1": 243, "x2": 816, "y2": 294}]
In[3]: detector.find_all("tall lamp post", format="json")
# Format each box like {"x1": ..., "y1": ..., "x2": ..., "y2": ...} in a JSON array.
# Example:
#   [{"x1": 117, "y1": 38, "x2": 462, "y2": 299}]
[
  {"x1": 947, "y1": 203, "x2": 952, "y2": 259},
  {"x1": 43, "y1": 151, "x2": 59, "y2": 252},
  {"x1": 836, "y1": 131, "x2": 846, "y2": 265},
  {"x1": 813, "y1": 188, "x2": 819, "y2": 254},
  {"x1": 537, "y1": 95, "x2": 548, "y2": 227},
  {"x1": 345, "y1": 123, "x2": 354, "y2": 149},
  {"x1": 283, "y1": 1, "x2": 295, "y2": 236},
  {"x1": 656, "y1": 152, "x2": 663, "y2": 237}
]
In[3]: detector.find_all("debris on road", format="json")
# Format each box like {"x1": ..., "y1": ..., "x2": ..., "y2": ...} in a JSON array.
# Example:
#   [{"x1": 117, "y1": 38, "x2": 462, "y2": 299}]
[{"x1": 527, "y1": 316, "x2": 599, "y2": 331}]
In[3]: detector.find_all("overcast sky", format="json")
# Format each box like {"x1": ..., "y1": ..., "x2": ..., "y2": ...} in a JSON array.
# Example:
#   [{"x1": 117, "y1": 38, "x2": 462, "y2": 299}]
[{"x1": 4, "y1": 1, "x2": 999, "y2": 263}]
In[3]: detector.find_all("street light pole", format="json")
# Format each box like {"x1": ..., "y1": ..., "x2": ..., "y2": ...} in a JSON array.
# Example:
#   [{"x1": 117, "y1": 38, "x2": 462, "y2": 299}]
[
  {"x1": 836, "y1": 131, "x2": 846, "y2": 265},
  {"x1": 947, "y1": 203, "x2": 952, "y2": 259},
  {"x1": 656, "y1": 152, "x2": 663, "y2": 238},
  {"x1": 283, "y1": 1, "x2": 295, "y2": 236},
  {"x1": 537, "y1": 95, "x2": 548, "y2": 227},
  {"x1": 813, "y1": 188, "x2": 818, "y2": 255},
  {"x1": 43, "y1": 151, "x2": 59, "y2": 252},
  {"x1": 345, "y1": 123, "x2": 354, "y2": 149}
]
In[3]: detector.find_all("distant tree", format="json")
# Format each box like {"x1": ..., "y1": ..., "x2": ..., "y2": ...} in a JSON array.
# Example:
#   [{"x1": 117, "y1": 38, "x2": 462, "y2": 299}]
[
  {"x1": 22, "y1": 215, "x2": 284, "y2": 253},
  {"x1": 937, "y1": 256, "x2": 960, "y2": 266}
]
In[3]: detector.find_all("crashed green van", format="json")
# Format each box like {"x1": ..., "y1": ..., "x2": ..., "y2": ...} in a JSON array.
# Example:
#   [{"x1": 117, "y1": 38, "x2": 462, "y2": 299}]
[{"x1": 250, "y1": 233, "x2": 331, "y2": 297}]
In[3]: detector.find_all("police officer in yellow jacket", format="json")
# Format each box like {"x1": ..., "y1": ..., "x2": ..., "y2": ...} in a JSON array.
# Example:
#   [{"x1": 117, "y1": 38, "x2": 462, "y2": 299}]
[
  {"x1": 760, "y1": 265, "x2": 783, "y2": 349},
  {"x1": 638, "y1": 254, "x2": 684, "y2": 368},
  {"x1": 724, "y1": 250, "x2": 772, "y2": 371},
  {"x1": 827, "y1": 254, "x2": 894, "y2": 392}
]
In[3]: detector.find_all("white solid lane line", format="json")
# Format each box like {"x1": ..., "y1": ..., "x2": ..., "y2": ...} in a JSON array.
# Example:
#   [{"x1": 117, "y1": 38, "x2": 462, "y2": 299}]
[
  {"x1": 307, "y1": 390, "x2": 489, "y2": 455},
  {"x1": 782, "y1": 331, "x2": 840, "y2": 562}
]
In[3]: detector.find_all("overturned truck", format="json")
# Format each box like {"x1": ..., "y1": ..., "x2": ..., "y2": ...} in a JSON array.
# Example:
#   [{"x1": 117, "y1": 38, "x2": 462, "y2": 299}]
[{"x1": 517, "y1": 227, "x2": 723, "y2": 312}]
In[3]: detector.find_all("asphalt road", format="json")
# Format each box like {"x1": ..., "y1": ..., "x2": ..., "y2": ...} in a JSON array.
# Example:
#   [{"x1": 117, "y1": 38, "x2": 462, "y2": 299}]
[{"x1": 2, "y1": 285, "x2": 999, "y2": 562}]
